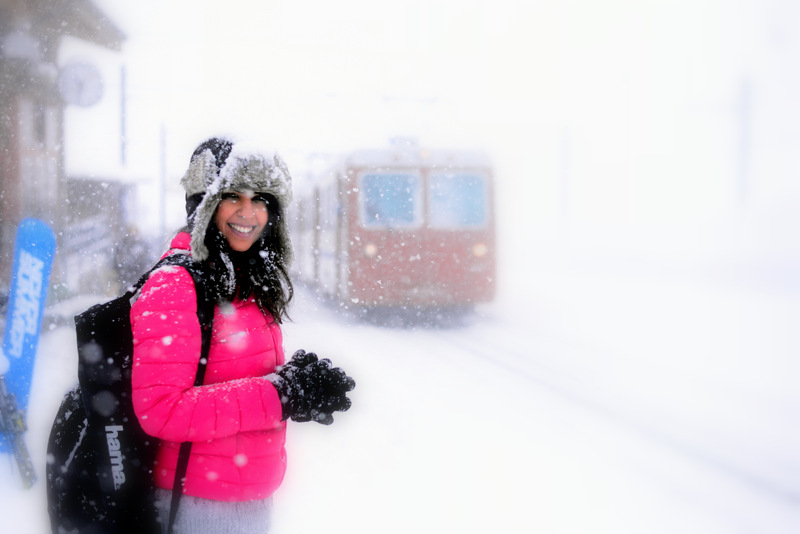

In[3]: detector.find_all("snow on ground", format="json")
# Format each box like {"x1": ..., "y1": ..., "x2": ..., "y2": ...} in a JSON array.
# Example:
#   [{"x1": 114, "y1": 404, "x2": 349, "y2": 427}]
[
  {"x1": 1, "y1": 252, "x2": 799, "y2": 533},
  {"x1": 273, "y1": 253, "x2": 800, "y2": 534}
]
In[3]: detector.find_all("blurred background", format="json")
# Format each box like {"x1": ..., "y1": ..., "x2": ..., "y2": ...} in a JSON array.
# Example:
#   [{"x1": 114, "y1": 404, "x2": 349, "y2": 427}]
[
  {"x1": 2, "y1": 0, "x2": 799, "y2": 295},
  {"x1": 1, "y1": 0, "x2": 799, "y2": 532}
]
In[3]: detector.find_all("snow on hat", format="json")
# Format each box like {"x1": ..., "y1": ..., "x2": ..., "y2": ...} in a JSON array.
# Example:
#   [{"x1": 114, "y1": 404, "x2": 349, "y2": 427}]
[{"x1": 180, "y1": 138, "x2": 294, "y2": 264}]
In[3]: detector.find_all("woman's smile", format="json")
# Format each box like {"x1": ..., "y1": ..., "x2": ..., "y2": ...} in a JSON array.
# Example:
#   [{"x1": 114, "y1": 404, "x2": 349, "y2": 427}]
[{"x1": 228, "y1": 222, "x2": 256, "y2": 235}]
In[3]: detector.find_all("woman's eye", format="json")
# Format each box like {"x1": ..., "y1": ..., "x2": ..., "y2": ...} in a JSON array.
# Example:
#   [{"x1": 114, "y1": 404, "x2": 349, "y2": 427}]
[
  {"x1": 253, "y1": 195, "x2": 269, "y2": 206},
  {"x1": 222, "y1": 193, "x2": 239, "y2": 202}
]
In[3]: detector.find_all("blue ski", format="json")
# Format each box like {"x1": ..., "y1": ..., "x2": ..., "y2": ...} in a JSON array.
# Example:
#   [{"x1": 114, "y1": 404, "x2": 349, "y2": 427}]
[{"x1": 0, "y1": 218, "x2": 56, "y2": 488}]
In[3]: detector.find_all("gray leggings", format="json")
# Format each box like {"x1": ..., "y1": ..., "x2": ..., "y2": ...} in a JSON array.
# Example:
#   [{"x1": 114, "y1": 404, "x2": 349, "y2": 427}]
[{"x1": 154, "y1": 488, "x2": 273, "y2": 534}]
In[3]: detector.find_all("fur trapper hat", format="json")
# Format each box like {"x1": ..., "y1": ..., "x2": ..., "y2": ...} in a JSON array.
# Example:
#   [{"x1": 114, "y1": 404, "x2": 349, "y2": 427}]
[{"x1": 180, "y1": 138, "x2": 293, "y2": 264}]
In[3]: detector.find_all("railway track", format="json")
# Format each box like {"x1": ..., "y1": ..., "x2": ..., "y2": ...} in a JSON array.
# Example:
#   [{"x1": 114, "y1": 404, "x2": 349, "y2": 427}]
[{"x1": 433, "y1": 320, "x2": 800, "y2": 506}]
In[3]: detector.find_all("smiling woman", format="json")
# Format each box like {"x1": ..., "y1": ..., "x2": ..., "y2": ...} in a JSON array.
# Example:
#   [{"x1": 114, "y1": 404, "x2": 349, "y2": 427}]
[
  {"x1": 124, "y1": 136, "x2": 356, "y2": 534},
  {"x1": 215, "y1": 191, "x2": 271, "y2": 252}
]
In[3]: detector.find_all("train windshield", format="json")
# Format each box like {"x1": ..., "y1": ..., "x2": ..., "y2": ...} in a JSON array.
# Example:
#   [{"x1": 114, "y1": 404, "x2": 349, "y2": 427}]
[
  {"x1": 360, "y1": 173, "x2": 421, "y2": 228},
  {"x1": 428, "y1": 173, "x2": 487, "y2": 228}
]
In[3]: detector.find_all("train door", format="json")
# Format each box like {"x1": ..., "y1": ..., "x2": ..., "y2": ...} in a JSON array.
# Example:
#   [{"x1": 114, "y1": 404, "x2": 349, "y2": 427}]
[{"x1": 335, "y1": 172, "x2": 350, "y2": 302}]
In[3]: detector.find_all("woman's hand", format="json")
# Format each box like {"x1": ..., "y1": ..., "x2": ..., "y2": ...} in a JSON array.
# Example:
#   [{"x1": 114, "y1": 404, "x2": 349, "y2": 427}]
[{"x1": 268, "y1": 350, "x2": 356, "y2": 425}]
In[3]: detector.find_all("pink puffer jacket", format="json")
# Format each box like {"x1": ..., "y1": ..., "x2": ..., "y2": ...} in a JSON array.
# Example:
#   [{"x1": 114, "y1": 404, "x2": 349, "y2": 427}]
[{"x1": 131, "y1": 232, "x2": 287, "y2": 502}]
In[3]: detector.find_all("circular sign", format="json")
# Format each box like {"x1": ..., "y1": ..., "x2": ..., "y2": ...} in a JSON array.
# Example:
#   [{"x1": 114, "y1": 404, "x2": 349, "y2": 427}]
[{"x1": 58, "y1": 61, "x2": 104, "y2": 107}]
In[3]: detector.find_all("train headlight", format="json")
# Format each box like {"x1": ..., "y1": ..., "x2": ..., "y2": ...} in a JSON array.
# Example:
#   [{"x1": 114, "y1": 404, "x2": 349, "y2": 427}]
[
  {"x1": 472, "y1": 243, "x2": 488, "y2": 257},
  {"x1": 364, "y1": 242, "x2": 378, "y2": 257}
]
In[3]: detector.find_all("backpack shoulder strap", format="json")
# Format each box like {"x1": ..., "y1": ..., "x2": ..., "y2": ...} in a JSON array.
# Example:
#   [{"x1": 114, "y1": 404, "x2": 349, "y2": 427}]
[
  {"x1": 137, "y1": 253, "x2": 215, "y2": 368},
  {"x1": 136, "y1": 252, "x2": 215, "y2": 534},
  {"x1": 145, "y1": 253, "x2": 215, "y2": 534},
  {"x1": 149, "y1": 253, "x2": 215, "y2": 375}
]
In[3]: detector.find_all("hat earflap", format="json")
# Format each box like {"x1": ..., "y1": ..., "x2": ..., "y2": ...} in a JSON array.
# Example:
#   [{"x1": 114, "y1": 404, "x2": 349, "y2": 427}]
[{"x1": 189, "y1": 190, "x2": 222, "y2": 262}]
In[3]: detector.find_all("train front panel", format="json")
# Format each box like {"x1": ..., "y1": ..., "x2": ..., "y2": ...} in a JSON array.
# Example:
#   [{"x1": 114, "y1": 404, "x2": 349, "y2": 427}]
[{"x1": 342, "y1": 164, "x2": 495, "y2": 309}]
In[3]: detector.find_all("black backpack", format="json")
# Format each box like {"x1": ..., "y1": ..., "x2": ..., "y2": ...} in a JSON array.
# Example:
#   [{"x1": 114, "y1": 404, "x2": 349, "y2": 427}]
[{"x1": 46, "y1": 253, "x2": 215, "y2": 534}]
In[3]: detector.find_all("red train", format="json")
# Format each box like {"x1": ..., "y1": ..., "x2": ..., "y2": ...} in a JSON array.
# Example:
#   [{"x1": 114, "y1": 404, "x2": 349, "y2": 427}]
[{"x1": 292, "y1": 144, "x2": 496, "y2": 321}]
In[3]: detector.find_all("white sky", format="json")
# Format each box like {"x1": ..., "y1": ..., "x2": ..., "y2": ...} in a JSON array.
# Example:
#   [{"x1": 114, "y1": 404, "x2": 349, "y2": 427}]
[{"x1": 59, "y1": 0, "x2": 800, "y2": 275}]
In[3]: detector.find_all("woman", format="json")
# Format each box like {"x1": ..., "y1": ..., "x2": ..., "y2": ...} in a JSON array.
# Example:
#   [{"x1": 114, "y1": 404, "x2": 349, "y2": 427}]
[{"x1": 131, "y1": 137, "x2": 354, "y2": 533}]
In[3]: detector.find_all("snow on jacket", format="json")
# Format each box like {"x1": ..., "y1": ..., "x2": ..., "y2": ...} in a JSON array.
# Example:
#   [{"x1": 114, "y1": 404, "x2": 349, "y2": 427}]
[{"x1": 131, "y1": 232, "x2": 287, "y2": 502}]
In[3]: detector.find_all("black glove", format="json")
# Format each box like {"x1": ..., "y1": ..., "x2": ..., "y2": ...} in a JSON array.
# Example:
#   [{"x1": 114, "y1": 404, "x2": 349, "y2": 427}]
[{"x1": 269, "y1": 350, "x2": 355, "y2": 425}]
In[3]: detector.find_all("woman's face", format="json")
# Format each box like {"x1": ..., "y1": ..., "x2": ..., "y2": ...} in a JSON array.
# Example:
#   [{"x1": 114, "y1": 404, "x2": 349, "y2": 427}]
[{"x1": 214, "y1": 191, "x2": 269, "y2": 252}]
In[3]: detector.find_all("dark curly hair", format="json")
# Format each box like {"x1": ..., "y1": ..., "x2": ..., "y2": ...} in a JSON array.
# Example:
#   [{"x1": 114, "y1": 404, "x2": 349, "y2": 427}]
[{"x1": 202, "y1": 195, "x2": 293, "y2": 323}]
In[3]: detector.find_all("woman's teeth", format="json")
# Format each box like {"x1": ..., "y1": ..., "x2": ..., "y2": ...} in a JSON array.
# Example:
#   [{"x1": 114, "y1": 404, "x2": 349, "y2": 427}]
[{"x1": 230, "y1": 224, "x2": 253, "y2": 234}]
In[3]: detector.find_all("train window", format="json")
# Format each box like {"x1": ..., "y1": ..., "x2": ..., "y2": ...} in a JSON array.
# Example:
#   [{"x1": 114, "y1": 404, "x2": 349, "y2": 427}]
[
  {"x1": 360, "y1": 173, "x2": 421, "y2": 228},
  {"x1": 428, "y1": 174, "x2": 487, "y2": 228}
]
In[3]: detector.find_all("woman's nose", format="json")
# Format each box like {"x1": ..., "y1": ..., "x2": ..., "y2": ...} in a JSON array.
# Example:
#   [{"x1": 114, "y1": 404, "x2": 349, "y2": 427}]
[{"x1": 236, "y1": 198, "x2": 256, "y2": 216}]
